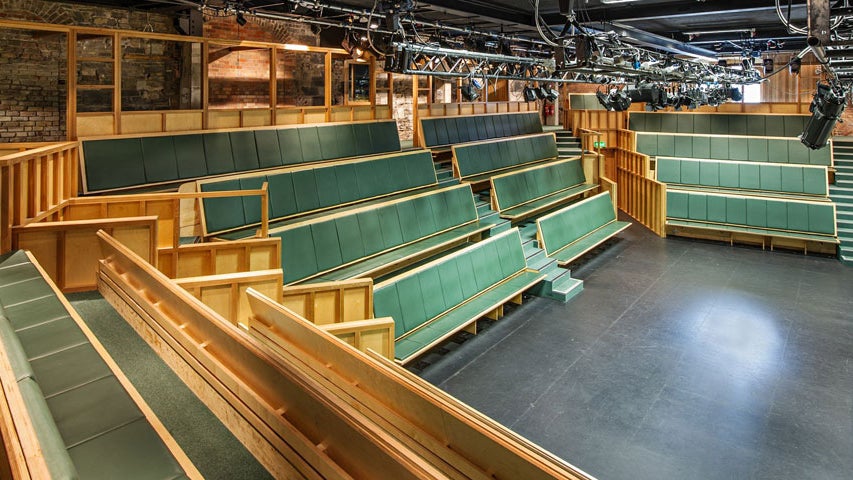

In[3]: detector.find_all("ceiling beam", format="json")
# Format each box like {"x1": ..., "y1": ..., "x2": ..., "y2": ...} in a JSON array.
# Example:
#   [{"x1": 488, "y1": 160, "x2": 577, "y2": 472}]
[
  {"x1": 586, "y1": 22, "x2": 718, "y2": 61},
  {"x1": 410, "y1": 0, "x2": 535, "y2": 30},
  {"x1": 541, "y1": 0, "x2": 808, "y2": 25}
]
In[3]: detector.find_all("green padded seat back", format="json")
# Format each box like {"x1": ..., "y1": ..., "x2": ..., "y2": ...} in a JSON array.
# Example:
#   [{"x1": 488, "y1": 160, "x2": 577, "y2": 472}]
[
  {"x1": 369, "y1": 121, "x2": 402, "y2": 153},
  {"x1": 275, "y1": 226, "x2": 317, "y2": 283},
  {"x1": 254, "y1": 129, "x2": 283, "y2": 168},
  {"x1": 83, "y1": 138, "x2": 145, "y2": 192},
  {"x1": 199, "y1": 179, "x2": 246, "y2": 233},
  {"x1": 291, "y1": 170, "x2": 321, "y2": 212},
  {"x1": 203, "y1": 133, "x2": 235, "y2": 175},
  {"x1": 538, "y1": 192, "x2": 616, "y2": 255},
  {"x1": 277, "y1": 128, "x2": 303, "y2": 165},
  {"x1": 351, "y1": 123, "x2": 373, "y2": 156},
  {"x1": 297, "y1": 127, "x2": 322, "y2": 163},
  {"x1": 420, "y1": 113, "x2": 542, "y2": 147},
  {"x1": 238, "y1": 176, "x2": 268, "y2": 225},
  {"x1": 334, "y1": 163, "x2": 362, "y2": 203},
  {"x1": 357, "y1": 210, "x2": 384, "y2": 254},
  {"x1": 314, "y1": 166, "x2": 342, "y2": 208},
  {"x1": 266, "y1": 171, "x2": 298, "y2": 219},
  {"x1": 229, "y1": 130, "x2": 260, "y2": 172},
  {"x1": 17, "y1": 377, "x2": 80, "y2": 480},
  {"x1": 140, "y1": 137, "x2": 178, "y2": 183},
  {"x1": 372, "y1": 284, "x2": 406, "y2": 338},
  {"x1": 377, "y1": 205, "x2": 405, "y2": 251},
  {"x1": 317, "y1": 125, "x2": 344, "y2": 160},
  {"x1": 173, "y1": 134, "x2": 208, "y2": 179}
]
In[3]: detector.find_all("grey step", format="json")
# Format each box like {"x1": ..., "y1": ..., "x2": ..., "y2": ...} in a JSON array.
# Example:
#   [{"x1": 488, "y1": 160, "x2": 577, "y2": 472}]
[
  {"x1": 544, "y1": 275, "x2": 584, "y2": 303},
  {"x1": 528, "y1": 254, "x2": 557, "y2": 272},
  {"x1": 837, "y1": 227, "x2": 853, "y2": 236},
  {"x1": 525, "y1": 248, "x2": 547, "y2": 265},
  {"x1": 518, "y1": 222, "x2": 539, "y2": 240},
  {"x1": 435, "y1": 167, "x2": 453, "y2": 179},
  {"x1": 829, "y1": 186, "x2": 853, "y2": 195},
  {"x1": 836, "y1": 211, "x2": 853, "y2": 221},
  {"x1": 479, "y1": 211, "x2": 500, "y2": 223},
  {"x1": 488, "y1": 219, "x2": 512, "y2": 235},
  {"x1": 438, "y1": 177, "x2": 461, "y2": 187}
]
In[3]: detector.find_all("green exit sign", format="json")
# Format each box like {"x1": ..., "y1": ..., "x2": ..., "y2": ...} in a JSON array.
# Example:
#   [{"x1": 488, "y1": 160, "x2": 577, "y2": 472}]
[{"x1": 593, "y1": 141, "x2": 606, "y2": 148}]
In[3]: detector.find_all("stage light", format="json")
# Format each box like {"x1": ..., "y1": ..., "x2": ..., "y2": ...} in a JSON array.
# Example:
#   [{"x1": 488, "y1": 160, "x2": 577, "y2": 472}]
[
  {"x1": 800, "y1": 82, "x2": 846, "y2": 150},
  {"x1": 461, "y1": 82, "x2": 480, "y2": 101},
  {"x1": 789, "y1": 57, "x2": 802, "y2": 75},
  {"x1": 596, "y1": 90, "x2": 631, "y2": 111},
  {"x1": 236, "y1": 11, "x2": 247, "y2": 26},
  {"x1": 523, "y1": 86, "x2": 539, "y2": 102}
]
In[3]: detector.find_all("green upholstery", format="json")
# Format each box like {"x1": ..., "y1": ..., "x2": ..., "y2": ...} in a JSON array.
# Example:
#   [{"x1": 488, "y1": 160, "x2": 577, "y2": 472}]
[
  {"x1": 199, "y1": 149, "x2": 437, "y2": 236},
  {"x1": 81, "y1": 120, "x2": 401, "y2": 193},
  {"x1": 0, "y1": 251, "x2": 188, "y2": 480},
  {"x1": 629, "y1": 113, "x2": 809, "y2": 137},
  {"x1": 656, "y1": 157, "x2": 828, "y2": 196},
  {"x1": 453, "y1": 133, "x2": 559, "y2": 180},
  {"x1": 420, "y1": 112, "x2": 542, "y2": 148},
  {"x1": 635, "y1": 133, "x2": 831, "y2": 166},
  {"x1": 271, "y1": 184, "x2": 483, "y2": 284},
  {"x1": 491, "y1": 158, "x2": 597, "y2": 220},
  {"x1": 537, "y1": 192, "x2": 631, "y2": 264},
  {"x1": 372, "y1": 228, "x2": 543, "y2": 363},
  {"x1": 666, "y1": 190, "x2": 837, "y2": 239}
]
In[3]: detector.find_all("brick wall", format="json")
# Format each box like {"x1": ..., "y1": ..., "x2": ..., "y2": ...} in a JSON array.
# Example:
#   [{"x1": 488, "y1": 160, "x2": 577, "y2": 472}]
[{"x1": 0, "y1": 0, "x2": 178, "y2": 141}]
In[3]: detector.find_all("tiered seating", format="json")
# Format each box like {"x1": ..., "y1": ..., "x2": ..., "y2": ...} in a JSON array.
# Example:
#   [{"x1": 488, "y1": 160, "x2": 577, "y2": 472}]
[
  {"x1": 666, "y1": 190, "x2": 838, "y2": 245},
  {"x1": 270, "y1": 184, "x2": 500, "y2": 284},
  {"x1": 451, "y1": 132, "x2": 560, "y2": 184},
  {"x1": 0, "y1": 250, "x2": 194, "y2": 479},
  {"x1": 419, "y1": 111, "x2": 542, "y2": 150},
  {"x1": 198, "y1": 149, "x2": 437, "y2": 238},
  {"x1": 373, "y1": 228, "x2": 545, "y2": 364},
  {"x1": 657, "y1": 157, "x2": 829, "y2": 198},
  {"x1": 634, "y1": 133, "x2": 832, "y2": 166},
  {"x1": 81, "y1": 119, "x2": 401, "y2": 193},
  {"x1": 490, "y1": 158, "x2": 597, "y2": 221},
  {"x1": 536, "y1": 192, "x2": 631, "y2": 265},
  {"x1": 629, "y1": 112, "x2": 809, "y2": 137}
]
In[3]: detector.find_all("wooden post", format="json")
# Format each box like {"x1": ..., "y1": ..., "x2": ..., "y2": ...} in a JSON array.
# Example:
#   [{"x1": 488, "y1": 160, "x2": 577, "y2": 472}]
[
  {"x1": 269, "y1": 47, "x2": 277, "y2": 125},
  {"x1": 324, "y1": 52, "x2": 332, "y2": 122},
  {"x1": 260, "y1": 182, "x2": 269, "y2": 238},
  {"x1": 67, "y1": 30, "x2": 77, "y2": 140},
  {"x1": 202, "y1": 41, "x2": 209, "y2": 130},
  {"x1": 113, "y1": 32, "x2": 122, "y2": 135}
]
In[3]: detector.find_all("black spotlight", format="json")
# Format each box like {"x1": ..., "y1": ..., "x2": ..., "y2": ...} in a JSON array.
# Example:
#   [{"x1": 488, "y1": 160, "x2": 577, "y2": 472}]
[
  {"x1": 727, "y1": 87, "x2": 743, "y2": 102},
  {"x1": 544, "y1": 86, "x2": 559, "y2": 102},
  {"x1": 800, "y1": 82, "x2": 846, "y2": 150},
  {"x1": 461, "y1": 82, "x2": 480, "y2": 101},
  {"x1": 537, "y1": 86, "x2": 550, "y2": 99},
  {"x1": 628, "y1": 84, "x2": 668, "y2": 111},
  {"x1": 523, "y1": 86, "x2": 539, "y2": 102},
  {"x1": 236, "y1": 11, "x2": 247, "y2": 26},
  {"x1": 789, "y1": 57, "x2": 802, "y2": 75},
  {"x1": 596, "y1": 90, "x2": 631, "y2": 112}
]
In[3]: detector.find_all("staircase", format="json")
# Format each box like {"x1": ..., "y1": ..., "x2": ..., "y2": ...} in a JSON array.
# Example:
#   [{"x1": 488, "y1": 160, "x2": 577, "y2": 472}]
[
  {"x1": 554, "y1": 131, "x2": 583, "y2": 157},
  {"x1": 831, "y1": 138, "x2": 853, "y2": 264},
  {"x1": 518, "y1": 222, "x2": 584, "y2": 303}
]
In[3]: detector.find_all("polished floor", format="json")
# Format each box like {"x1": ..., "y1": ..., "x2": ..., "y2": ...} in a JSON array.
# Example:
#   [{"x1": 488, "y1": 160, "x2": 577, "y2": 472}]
[{"x1": 422, "y1": 218, "x2": 853, "y2": 480}]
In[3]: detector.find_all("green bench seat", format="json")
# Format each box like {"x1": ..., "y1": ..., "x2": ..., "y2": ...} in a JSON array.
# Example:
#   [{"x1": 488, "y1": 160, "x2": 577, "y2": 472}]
[
  {"x1": 635, "y1": 132, "x2": 831, "y2": 166},
  {"x1": 666, "y1": 189, "x2": 838, "y2": 242},
  {"x1": 420, "y1": 112, "x2": 542, "y2": 149},
  {"x1": 81, "y1": 119, "x2": 401, "y2": 193},
  {"x1": 452, "y1": 133, "x2": 559, "y2": 183},
  {"x1": 536, "y1": 192, "x2": 631, "y2": 265},
  {"x1": 491, "y1": 158, "x2": 596, "y2": 221},
  {"x1": 656, "y1": 157, "x2": 828, "y2": 197},
  {"x1": 373, "y1": 228, "x2": 545, "y2": 364},
  {"x1": 0, "y1": 250, "x2": 190, "y2": 479},
  {"x1": 271, "y1": 184, "x2": 488, "y2": 284},
  {"x1": 198, "y1": 149, "x2": 437, "y2": 237},
  {"x1": 629, "y1": 112, "x2": 809, "y2": 137}
]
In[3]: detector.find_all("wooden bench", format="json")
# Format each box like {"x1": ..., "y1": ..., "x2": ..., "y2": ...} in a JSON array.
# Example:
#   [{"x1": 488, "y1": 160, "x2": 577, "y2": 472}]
[
  {"x1": 270, "y1": 183, "x2": 501, "y2": 284},
  {"x1": 0, "y1": 250, "x2": 197, "y2": 479},
  {"x1": 656, "y1": 157, "x2": 829, "y2": 198},
  {"x1": 536, "y1": 192, "x2": 631, "y2": 265},
  {"x1": 373, "y1": 228, "x2": 545, "y2": 364},
  {"x1": 197, "y1": 149, "x2": 438, "y2": 238},
  {"x1": 632, "y1": 132, "x2": 832, "y2": 166},
  {"x1": 666, "y1": 189, "x2": 839, "y2": 251},
  {"x1": 419, "y1": 111, "x2": 542, "y2": 152},
  {"x1": 490, "y1": 157, "x2": 598, "y2": 222},
  {"x1": 97, "y1": 231, "x2": 592, "y2": 479},
  {"x1": 80, "y1": 119, "x2": 401, "y2": 193},
  {"x1": 629, "y1": 112, "x2": 809, "y2": 137},
  {"x1": 451, "y1": 132, "x2": 560, "y2": 186}
]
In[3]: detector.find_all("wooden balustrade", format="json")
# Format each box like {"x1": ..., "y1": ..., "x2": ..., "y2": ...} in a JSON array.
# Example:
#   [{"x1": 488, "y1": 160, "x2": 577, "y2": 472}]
[
  {"x1": 614, "y1": 148, "x2": 666, "y2": 237},
  {"x1": 0, "y1": 142, "x2": 79, "y2": 253}
]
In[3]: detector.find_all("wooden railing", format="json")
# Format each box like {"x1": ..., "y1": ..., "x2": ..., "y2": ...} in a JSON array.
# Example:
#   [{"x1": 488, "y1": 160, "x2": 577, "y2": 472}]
[
  {"x1": 77, "y1": 105, "x2": 394, "y2": 138},
  {"x1": 614, "y1": 148, "x2": 666, "y2": 237},
  {"x1": 577, "y1": 128, "x2": 603, "y2": 154},
  {"x1": 0, "y1": 142, "x2": 79, "y2": 253},
  {"x1": 159, "y1": 237, "x2": 281, "y2": 280},
  {"x1": 616, "y1": 129, "x2": 636, "y2": 151}
]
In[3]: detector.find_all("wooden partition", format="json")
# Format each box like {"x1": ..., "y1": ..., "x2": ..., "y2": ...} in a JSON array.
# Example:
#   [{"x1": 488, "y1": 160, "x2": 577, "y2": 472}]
[
  {"x1": 159, "y1": 237, "x2": 280, "y2": 279},
  {"x1": 568, "y1": 110, "x2": 628, "y2": 142},
  {"x1": 12, "y1": 216, "x2": 157, "y2": 292},
  {"x1": 96, "y1": 231, "x2": 447, "y2": 479},
  {"x1": 615, "y1": 149, "x2": 667, "y2": 237},
  {"x1": 600, "y1": 176, "x2": 618, "y2": 215},
  {"x1": 248, "y1": 289, "x2": 593, "y2": 480},
  {"x1": 0, "y1": 142, "x2": 79, "y2": 253},
  {"x1": 60, "y1": 186, "x2": 269, "y2": 252},
  {"x1": 280, "y1": 279, "x2": 393, "y2": 359},
  {"x1": 176, "y1": 269, "x2": 284, "y2": 328}
]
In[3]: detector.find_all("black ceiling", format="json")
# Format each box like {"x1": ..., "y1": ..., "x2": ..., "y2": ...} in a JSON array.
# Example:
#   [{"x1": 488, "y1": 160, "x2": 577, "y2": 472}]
[{"x1": 44, "y1": 0, "x2": 819, "y2": 57}]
